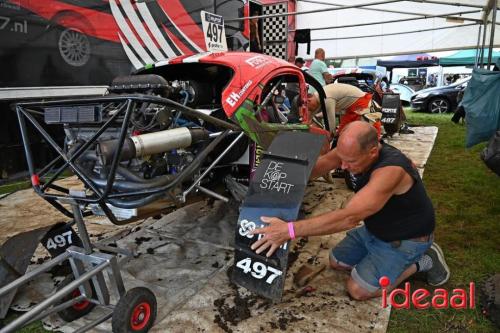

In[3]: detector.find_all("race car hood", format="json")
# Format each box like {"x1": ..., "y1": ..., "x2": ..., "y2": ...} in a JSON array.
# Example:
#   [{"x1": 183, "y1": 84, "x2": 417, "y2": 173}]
[{"x1": 140, "y1": 51, "x2": 300, "y2": 117}]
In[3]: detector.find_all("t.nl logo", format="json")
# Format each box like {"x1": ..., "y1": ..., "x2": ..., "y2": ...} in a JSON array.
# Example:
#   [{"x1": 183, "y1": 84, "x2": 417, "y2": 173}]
[{"x1": 379, "y1": 276, "x2": 475, "y2": 309}]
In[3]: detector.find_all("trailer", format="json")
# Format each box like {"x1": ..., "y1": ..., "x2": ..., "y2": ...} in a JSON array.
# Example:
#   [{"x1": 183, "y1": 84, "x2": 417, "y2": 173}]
[{"x1": 0, "y1": 0, "x2": 298, "y2": 179}]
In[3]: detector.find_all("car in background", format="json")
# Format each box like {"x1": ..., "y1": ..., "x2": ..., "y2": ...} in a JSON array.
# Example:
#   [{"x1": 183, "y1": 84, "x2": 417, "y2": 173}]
[
  {"x1": 399, "y1": 76, "x2": 426, "y2": 91},
  {"x1": 389, "y1": 83, "x2": 414, "y2": 106},
  {"x1": 328, "y1": 69, "x2": 411, "y2": 106},
  {"x1": 410, "y1": 78, "x2": 470, "y2": 113},
  {"x1": 328, "y1": 68, "x2": 377, "y2": 91}
]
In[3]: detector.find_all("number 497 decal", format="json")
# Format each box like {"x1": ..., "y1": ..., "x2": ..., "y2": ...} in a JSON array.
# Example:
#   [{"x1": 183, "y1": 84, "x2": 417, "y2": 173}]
[
  {"x1": 46, "y1": 231, "x2": 73, "y2": 250},
  {"x1": 236, "y1": 257, "x2": 282, "y2": 284}
]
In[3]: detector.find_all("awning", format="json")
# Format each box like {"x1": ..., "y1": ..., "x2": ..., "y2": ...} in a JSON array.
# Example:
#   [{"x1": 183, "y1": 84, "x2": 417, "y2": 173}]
[
  {"x1": 439, "y1": 48, "x2": 500, "y2": 66},
  {"x1": 376, "y1": 53, "x2": 439, "y2": 70}
]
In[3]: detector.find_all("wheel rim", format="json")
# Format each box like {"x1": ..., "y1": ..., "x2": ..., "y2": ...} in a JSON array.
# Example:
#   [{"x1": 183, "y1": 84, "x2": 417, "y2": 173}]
[
  {"x1": 430, "y1": 99, "x2": 448, "y2": 113},
  {"x1": 58, "y1": 28, "x2": 90, "y2": 67},
  {"x1": 71, "y1": 289, "x2": 91, "y2": 311},
  {"x1": 130, "y1": 302, "x2": 151, "y2": 331}
]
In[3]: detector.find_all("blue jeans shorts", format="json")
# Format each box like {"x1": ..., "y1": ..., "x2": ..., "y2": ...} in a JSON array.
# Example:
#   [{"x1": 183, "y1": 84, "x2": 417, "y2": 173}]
[{"x1": 330, "y1": 225, "x2": 432, "y2": 292}]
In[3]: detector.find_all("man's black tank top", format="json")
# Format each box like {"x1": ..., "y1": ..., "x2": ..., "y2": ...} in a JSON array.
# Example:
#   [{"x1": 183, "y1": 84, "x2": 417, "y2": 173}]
[{"x1": 349, "y1": 143, "x2": 435, "y2": 242}]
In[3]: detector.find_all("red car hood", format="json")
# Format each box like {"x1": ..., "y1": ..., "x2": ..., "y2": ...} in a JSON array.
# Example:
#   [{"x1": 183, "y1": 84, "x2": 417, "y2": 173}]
[{"x1": 152, "y1": 52, "x2": 298, "y2": 117}]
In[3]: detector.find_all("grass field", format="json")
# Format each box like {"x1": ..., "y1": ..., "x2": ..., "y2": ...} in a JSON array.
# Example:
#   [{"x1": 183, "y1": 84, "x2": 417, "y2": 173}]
[
  {"x1": 3, "y1": 109, "x2": 500, "y2": 332},
  {"x1": 386, "y1": 109, "x2": 500, "y2": 332}
]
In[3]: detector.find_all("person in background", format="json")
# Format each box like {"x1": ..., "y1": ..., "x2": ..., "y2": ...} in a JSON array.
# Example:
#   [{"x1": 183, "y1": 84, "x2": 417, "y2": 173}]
[
  {"x1": 427, "y1": 74, "x2": 436, "y2": 87},
  {"x1": 285, "y1": 57, "x2": 305, "y2": 99},
  {"x1": 307, "y1": 83, "x2": 375, "y2": 137},
  {"x1": 249, "y1": 12, "x2": 262, "y2": 53},
  {"x1": 308, "y1": 48, "x2": 332, "y2": 90},
  {"x1": 285, "y1": 57, "x2": 307, "y2": 123},
  {"x1": 379, "y1": 77, "x2": 390, "y2": 92},
  {"x1": 294, "y1": 57, "x2": 306, "y2": 70}
]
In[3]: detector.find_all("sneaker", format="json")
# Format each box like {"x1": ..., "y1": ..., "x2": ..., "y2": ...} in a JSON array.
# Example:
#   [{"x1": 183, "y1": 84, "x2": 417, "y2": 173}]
[
  {"x1": 425, "y1": 243, "x2": 450, "y2": 286},
  {"x1": 399, "y1": 123, "x2": 415, "y2": 134}
]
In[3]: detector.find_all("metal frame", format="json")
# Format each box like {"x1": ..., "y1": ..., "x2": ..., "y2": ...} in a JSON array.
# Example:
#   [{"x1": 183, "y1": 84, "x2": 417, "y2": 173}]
[
  {"x1": 16, "y1": 93, "x2": 242, "y2": 224},
  {"x1": 5, "y1": 88, "x2": 250, "y2": 332},
  {"x1": 0, "y1": 203, "x2": 124, "y2": 333}
]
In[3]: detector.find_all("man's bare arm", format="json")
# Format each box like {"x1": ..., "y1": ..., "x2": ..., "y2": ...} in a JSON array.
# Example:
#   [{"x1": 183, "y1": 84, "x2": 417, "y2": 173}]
[
  {"x1": 250, "y1": 166, "x2": 407, "y2": 256},
  {"x1": 296, "y1": 166, "x2": 406, "y2": 236},
  {"x1": 323, "y1": 72, "x2": 333, "y2": 84},
  {"x1": 310, "y1": 148, "x2": 341, "y2": 179}
]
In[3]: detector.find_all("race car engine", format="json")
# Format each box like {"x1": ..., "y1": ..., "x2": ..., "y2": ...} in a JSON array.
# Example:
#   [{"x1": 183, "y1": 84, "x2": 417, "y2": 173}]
[{"x1": 43, "y1": 74, "x2": 245, "y2": 209}]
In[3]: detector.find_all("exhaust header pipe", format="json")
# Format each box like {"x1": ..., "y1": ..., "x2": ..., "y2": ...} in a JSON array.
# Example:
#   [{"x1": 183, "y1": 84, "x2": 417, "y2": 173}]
[{"x1": 99, "y1": 127, "x2": 209, "y2": 164}]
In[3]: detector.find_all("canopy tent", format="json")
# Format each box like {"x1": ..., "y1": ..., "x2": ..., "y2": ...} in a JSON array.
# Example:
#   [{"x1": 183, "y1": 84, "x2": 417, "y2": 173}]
[
  {"x1": 439, "y1": 48, "x2": 500, "y2": 66},
  {"x1": 293, "y1": 0, "x2": 500, "y2": 59},
  {"x1": 376, "y1": 53, "x2": 439, "y2": 70}
]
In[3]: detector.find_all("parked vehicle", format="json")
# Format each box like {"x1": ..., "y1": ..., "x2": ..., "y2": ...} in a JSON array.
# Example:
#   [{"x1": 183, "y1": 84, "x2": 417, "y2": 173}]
[
  {"x1": 411, "y1": 78, "x2": 470, "y2": 113},
  {"x1": 389, "y1": 83, "x2": 415, "y2": 106},
  {"x1": 399, "y1": 76, "x2": 426, "y2": 91}
]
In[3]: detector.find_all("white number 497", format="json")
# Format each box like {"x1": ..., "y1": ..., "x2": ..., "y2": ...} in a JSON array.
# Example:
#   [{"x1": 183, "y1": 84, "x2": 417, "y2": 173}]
[
  {"x1": 46, "y1": 231, "x2": 73, "y2": 250},
  {"x1": 236, "y1": 257, "x2": 282, "y2": 284}
]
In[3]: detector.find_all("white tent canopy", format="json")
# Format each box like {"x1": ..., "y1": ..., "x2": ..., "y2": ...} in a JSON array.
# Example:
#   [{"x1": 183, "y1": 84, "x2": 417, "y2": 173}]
[{"x1": 295, "y1": 0, "x2": 500, "y2": 59}]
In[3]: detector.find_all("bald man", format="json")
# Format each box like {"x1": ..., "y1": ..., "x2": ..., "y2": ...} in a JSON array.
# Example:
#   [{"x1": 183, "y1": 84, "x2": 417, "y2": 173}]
[
  {"x1": 250, "y1": 121, "x2": 449, "y2": 300},
  {"x1": 308, "y1": 48, "x2": 332, "y2": 89},
  {"x1": 308, "y1": 83, "x2": 375, "y2": 137}
]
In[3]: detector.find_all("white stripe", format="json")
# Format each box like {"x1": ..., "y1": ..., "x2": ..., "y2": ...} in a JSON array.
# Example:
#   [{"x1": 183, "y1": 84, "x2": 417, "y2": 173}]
[
  {"x1": 119, "y1": 34, "x2": 143, "y2": 69},
  {"x1": 182, "y1": 52, "x2": 211, "y2": 63},
  {"x1": 110, "y1": 0, "x2": 154, "y2": 64},
  {"x1": 155, "y1": 59, "x2": 170, "y2": 67},
  {"x1": 160, "y1": 7, "x2": 204, "y2": 52},
  {"x1": 120, "y1": 0, "x2": 165, "y2": 61},
  {"x1": 136, "y1": 2, "x2": 177, "y2": 58}
]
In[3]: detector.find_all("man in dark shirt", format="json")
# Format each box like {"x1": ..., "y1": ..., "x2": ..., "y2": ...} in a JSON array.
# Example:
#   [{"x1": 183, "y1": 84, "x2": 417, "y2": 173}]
[{"x1": 250, "y1": 121, "x2": 449, "y2": 300}]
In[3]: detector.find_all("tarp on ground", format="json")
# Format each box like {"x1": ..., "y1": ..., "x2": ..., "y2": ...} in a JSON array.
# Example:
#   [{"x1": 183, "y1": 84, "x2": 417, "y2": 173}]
[
  {"x1": 439, "y1": 49, "x2": 500, "y2": 66},
  {"x1": 376, "y1": 53, "x2": 439, "y2": 70},
  {"x1": 463, "y1": 68, "x2": 500, "y2": 148}
]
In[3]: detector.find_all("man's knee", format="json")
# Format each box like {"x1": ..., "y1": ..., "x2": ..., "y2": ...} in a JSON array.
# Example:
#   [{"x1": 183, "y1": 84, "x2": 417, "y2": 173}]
[
  {"x1": 329, "y1": 255, "x2": 353, "y2": 271},
  {"x1": 346, "y1": 278, "x2": 378, "y2": 300}
]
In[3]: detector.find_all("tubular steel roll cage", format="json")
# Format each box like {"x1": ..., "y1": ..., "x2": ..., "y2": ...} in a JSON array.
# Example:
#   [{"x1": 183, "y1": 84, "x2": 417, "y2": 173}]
[
  {"x1": 15, "y1": 93, "x2": 243, "y2": 225},
  {"x1": 2, "y1": 93, "x2": 245, "y2": 332}
]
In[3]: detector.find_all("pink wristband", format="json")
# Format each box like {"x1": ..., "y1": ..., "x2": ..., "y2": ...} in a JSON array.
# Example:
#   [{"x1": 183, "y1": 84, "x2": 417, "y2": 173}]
[{"x1": 288, "y1": 222, "x2": 296, "y2": 240}]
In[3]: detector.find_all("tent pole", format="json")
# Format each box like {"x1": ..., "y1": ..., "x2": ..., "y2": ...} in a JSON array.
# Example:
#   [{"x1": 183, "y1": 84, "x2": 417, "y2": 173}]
[
  {"x1": 292, "y1": 9, "x2": 480, "y2": 32},
  {"x1": 480, "y1": 17, "x2": 488, "y2": 67},
  {"x1": 408, "y1": 0, "x2": 484, "y2": 9},
  {"x1": 226, "y1": 0, "x2": 403, "y2": 22},
  {"x1": 487, "y1": 6, "x2": 497, "y2": 66},
  {"x1": 311, "y1": 23, "x2": 478, "y2": 41},
  {"x1": 298, "y1": 0, "x2": 483, "y2": 23},
  {"x1": 475, "y1": 24, "x2": 483, "y2": 68}
]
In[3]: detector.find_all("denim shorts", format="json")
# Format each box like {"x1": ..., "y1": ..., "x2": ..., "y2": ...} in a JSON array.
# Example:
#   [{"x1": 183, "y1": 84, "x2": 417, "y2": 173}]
[{"x1": 330, "y1": 225, "x2": 432, "y2": 292}]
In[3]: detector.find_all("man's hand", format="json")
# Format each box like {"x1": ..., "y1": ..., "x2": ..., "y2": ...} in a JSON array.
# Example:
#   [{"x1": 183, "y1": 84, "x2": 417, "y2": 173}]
[{"x1": 249, "y1": 216, "x2": 289, "y2": 257}]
